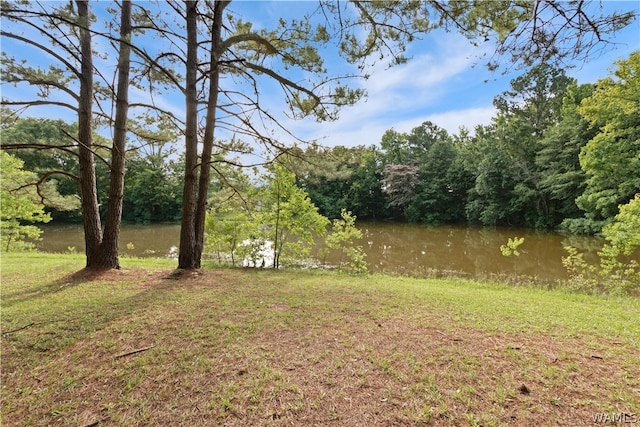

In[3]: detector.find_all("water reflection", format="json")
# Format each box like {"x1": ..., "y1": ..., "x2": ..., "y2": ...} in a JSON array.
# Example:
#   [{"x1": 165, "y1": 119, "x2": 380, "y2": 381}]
[
  {"x1": 35, "y1": 222, "x2": 619, "y2": 283},
  {"x1": 322, "y1": 223, "x2": 608, "y2": 283}
]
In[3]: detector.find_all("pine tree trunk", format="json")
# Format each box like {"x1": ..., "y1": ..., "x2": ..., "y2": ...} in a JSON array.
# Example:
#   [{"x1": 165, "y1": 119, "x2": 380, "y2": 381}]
[
  {"x1": 192, "y1": 1, "x2": 226, "y2": 267},
  {"x1": 178, "y1": 0, "x2": 200, "y2": 269},
  {"x1": 99, "y1": 0, "x2": 132, "y2": 270},
  {"x1": 178, "y1": 1, "x2": 230, "y2": 269},
  {"x1": 76, "y1": 0, "x2": 103, "y2": 269}
]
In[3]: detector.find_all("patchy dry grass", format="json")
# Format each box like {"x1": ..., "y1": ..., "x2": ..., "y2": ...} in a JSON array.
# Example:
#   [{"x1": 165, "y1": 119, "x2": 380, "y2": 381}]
[{"x1": 1, "y1": 252, "x2": 639, "y2": 426}]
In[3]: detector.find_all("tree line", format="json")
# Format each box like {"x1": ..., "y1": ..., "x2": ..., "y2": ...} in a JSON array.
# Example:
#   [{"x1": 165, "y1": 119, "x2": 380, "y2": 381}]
[
  {"x1": 291, "y1": 55, "x2": 640, "y2": 233},
  {"x1": 1, "y1": 0, "x2": 637, "y2": 271}
]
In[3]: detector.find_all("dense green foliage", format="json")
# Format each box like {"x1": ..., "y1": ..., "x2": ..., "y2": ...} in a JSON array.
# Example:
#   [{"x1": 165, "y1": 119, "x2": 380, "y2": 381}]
[
  {"x1": 0, "y1": 151, "x2": 50, "y2": 250},
  {"x1": 203, "y1": 165, "x2": 372, "y2": 272},
  {"x1": 260, "y1": 165, "x2": 330, "y2": 269},
  {"x1": 1, "y1": 114, "x2": 184, "y2": 224},
  {"x1": 598, "y1": 195, "x2": 640, "y2": 293},
  {"x1": 204, "y1": 164, "x2": 331, "y2": 269},
  {"x1": 563, "y1": 194, "x2": 640, "y2": 295},
  {"x1": 324, "y1": 209, "x2": 367, "y2": 274},
  {"x1": 575, "y1": 52, "x2": 640, "y2": 230},
  {"x1": 0, "y1": 116, "x2": 99, "y2": 222},
  {"x1": 122, "y1": 153, "x2": 183, "y2": 223},
  {"x1": 537, "y1": 83, "x2": 596, "y2": 229},
  {"x1": 0, "y1": 151, "x2": 78, "y2": 250}
]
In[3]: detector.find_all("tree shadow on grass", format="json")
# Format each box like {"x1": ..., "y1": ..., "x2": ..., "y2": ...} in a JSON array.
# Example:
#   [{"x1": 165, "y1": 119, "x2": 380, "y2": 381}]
[
  {"x1": 0, "y1": 267, "x2": 207, "y2": 354},
  {"x1": 2, "y1": 268, "x2": 107, "y2": 307},
  {"x1": 1, "y1": 266, "x2": 190, "y2": 308}
]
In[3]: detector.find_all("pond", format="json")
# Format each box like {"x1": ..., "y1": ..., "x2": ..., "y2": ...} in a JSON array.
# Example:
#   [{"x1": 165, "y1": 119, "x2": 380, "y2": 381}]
[
  {"x1": 341, "y1": 223, "x2": 603, "y2": 282},
  {"x1": 35, "y1": 222, "x2": 613, "y2": 283}
]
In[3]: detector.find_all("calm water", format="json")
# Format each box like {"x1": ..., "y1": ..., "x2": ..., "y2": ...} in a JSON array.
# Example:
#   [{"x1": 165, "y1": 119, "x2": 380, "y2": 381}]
[
  {"x1": 37, "y1": 223, "x2": 182, "y2": 258},
  {"x1": 36, "y1": 222, "x2": 613, "y2": 282},
  {"x1": 346, "y1": 223, "x2": 605, "y2": 282}
]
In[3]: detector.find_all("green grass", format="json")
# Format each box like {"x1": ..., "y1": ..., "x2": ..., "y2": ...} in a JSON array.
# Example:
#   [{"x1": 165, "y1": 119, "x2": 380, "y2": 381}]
[{"x1": 2, "y1": 252, "x2": 639, "y2": 426}]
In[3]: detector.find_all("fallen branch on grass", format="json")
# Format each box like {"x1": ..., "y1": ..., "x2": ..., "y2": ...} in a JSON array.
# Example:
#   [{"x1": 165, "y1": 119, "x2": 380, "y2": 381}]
[
  {"x1": 114, "y1": 345, "x2": 155, "y2": 359},
  {"x1": 2, "y1": 317, "x2": 77, "y2": 335},
  {"x1": 1, "y1": 322, "x2": 37, "y2": 335}
]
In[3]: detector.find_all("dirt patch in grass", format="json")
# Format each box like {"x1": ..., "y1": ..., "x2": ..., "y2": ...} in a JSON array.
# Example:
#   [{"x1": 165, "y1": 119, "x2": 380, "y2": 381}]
[{"x1": 2, "y1": 269, "x2": 638, "y2": 426}]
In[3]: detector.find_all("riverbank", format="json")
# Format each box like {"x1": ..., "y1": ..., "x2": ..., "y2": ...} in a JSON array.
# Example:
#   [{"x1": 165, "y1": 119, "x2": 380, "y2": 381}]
[{"x1": 2, "y1": 252, "x2": 638, "y2": 426}]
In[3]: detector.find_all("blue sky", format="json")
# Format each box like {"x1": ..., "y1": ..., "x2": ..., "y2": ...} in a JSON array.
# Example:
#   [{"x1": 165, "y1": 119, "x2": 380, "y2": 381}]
[
  {"x1": 206, "y1": 0, "x2": 639, "y2": 150},
  {"x1": 2, "y1": 1, "x2": 639, "y2": 154},
  {"x1": 242, "y1": 1, "x2": 640, "y2": 148}
]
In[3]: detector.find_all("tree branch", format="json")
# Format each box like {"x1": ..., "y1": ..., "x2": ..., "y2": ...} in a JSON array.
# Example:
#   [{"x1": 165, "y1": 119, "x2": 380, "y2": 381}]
[
  {"x1": 242, "y1": 61, "x2": 320, "y2": 108},
  {"x1": 1, "y1": 99, "x2": 78, "y2": 112},
  {"x1": 0, "y1": 30, "x2": 81, "y2": 79},
  {"x1": 0, "y1": 143, "x2": 80, "y2": 159}
]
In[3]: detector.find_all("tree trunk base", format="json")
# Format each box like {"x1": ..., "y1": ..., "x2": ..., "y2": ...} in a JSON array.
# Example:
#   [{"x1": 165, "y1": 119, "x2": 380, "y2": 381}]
[{"x1": 164, "y1": 268, "x2": 202, "y2": 280}]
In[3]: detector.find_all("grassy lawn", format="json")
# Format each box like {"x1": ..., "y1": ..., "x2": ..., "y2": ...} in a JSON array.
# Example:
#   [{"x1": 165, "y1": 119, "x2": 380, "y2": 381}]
[{"x1": 1, "y1": 252, "x2": 638, "y2": 426}]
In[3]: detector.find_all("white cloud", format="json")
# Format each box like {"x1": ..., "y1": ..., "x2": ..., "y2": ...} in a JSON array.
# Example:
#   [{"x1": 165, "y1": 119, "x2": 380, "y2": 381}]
[
  {"x1": 279, "y1": 32, "x2": 493, "y2": 147},
  {"x1": 291, "y1": 106, "x2": 496, "y2": 148},
  {"x1": 424, "y1": 107, "x2": 496, "y2": 135}
]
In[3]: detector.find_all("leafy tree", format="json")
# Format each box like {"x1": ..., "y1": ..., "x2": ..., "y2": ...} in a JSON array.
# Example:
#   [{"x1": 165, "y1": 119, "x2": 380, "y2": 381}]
[
  {"x1": 464, "y1": 123, "x2": 520, "y2": 225},
  {"x1": 205, "y1": 207, "x2": 256, "y2": 266},
  {"x1": 324, "y1": 209, "x2": 367, "y2": 274},
  {"x1": 204, "y1": 166, "x2": 260, "y2": 266},
  {"x1": 381, "y1": 123, "x2": 437, "y2": 218},
  {"x1": 291, "y1": 145, "x2": 387, "y2": 220},
  {"x1": 406, "y1": 122, "x2": 450, "y2": 155},
  {"x1": 123, "y1": 154, "x2": 183, "y2": 223},
  {"x1": 380, "y1": 129, "x2": 411, "y2": 166},
  {"x1": 344, "y1": 146, "x2": 388, "y2": 220},
  {"x1": 261, "y1": 164, "x2": 329, "y2": 269},
  {"x1": 498, "y1": 64, "x2": 572, "y2": 227},
  {"x1": 286, "y1": 144, "x2": 358, "y2": 220},
  {"x1": 0, "y1": 151, "x2": 77, "y2": 250},
  {"x1": 405, "y1": 137, "x2": 460, "y2": 223},
  {"x1": 1, "y1": 114, "x2": 118, "y2": 222},
  {"x1": 446, "y1": 131, "x2": 477, "y2": 223},
  {"x1": 575, "y1": 51, "x2": 640, "y2": 231},
  {"x1": 537, "y1": 83, "x2": 596, "y2": 228},
  {"x1": 493, "y1": 64, "x2": 573, "y2": 137},
  {"x1": 599, "y1": 194, "x2": 640, "y2": 292},
  {"x1": 466, "y1": 65, "x2": 573, "y2": 227},
  {"x1": 381, "y1": 121, "x2": 466, "y2": 223},
  {"x1": 381, "y1": 163, "x2": 421, "y2": 213},
  {"x1": 563, "y1": 194, "x2": 640, "y2": 295},
  {"x1": 0, "y1": 116, "x2": 80, "y2": 207}
]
